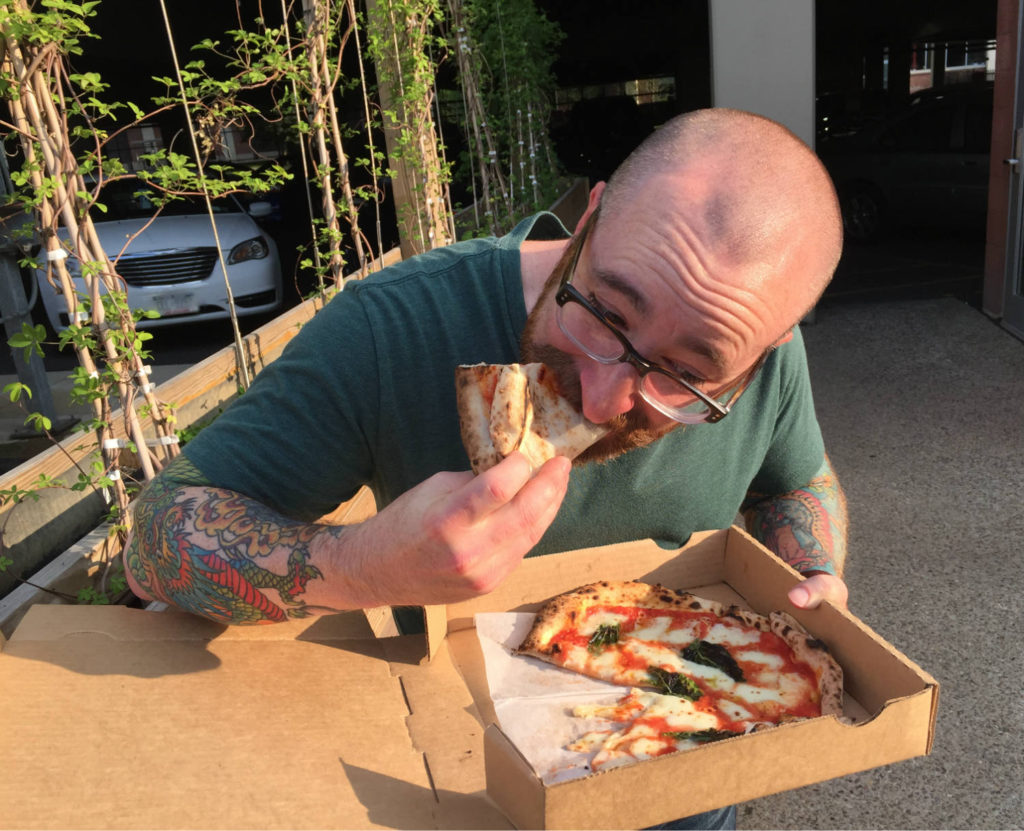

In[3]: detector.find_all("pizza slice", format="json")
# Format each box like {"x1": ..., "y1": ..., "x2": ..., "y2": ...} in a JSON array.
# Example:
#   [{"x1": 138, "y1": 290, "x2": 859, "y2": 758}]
[
  {"x1": 455, "y1": 362, "x2": 610, "y2": 474},
  {"x1": 515, "y1": 580, "x2": 844, "y2": 768},
  {"x1": 568, "y1": 687, "x2": 757, "y2": 771}
]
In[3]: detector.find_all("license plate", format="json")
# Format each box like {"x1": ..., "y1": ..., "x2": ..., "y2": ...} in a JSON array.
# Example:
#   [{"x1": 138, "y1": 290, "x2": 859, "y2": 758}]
[{"x1": 151, "y1": 292, "x2": 199, "y2": 317}]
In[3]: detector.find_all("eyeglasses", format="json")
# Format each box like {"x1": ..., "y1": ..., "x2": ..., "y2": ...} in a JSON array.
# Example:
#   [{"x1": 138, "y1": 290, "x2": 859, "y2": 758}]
[{"x1": 553, "y1": 215, "x2": 765, "y2": 424}]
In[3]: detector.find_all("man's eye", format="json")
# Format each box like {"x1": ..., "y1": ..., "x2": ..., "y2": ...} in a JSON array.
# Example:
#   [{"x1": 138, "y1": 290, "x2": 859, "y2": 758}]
[
  {"x1": 658, "y1": 357, "x2": 707, "y2": 388},
  {"x1": 589, "y1": 294, "x2": 628, "y2": 329}
]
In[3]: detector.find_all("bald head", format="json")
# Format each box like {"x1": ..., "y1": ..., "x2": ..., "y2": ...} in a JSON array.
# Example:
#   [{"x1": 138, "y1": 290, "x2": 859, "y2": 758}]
[{"x1": 599, "y1": 109, "x2": 843, "y2": 317}]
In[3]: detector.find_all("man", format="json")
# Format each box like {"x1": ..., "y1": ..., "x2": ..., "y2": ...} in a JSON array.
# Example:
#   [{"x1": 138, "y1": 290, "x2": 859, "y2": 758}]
[{"x1": 125, "y1": 108, "x2": 847, "y2": 828}]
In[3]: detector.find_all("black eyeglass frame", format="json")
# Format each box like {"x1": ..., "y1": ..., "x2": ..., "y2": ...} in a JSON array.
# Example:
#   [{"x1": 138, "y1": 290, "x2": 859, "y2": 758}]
[{"x1": 553, "y1": 214, "x2": 765, "y2": 425}]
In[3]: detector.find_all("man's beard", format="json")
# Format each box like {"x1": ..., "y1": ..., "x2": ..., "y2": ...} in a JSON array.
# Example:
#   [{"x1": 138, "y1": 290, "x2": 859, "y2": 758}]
[{"x1": 519, "y1": 263, "x2": 679, "y2": 465}]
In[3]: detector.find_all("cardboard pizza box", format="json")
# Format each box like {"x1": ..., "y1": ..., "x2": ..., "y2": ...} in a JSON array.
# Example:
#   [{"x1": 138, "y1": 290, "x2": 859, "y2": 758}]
[
  {"x1": 0, "y1": 527, "x2": 937, "y2": 829},
  {"x1": 419, "y1": 526, "x2": 940, "y2": 830}
]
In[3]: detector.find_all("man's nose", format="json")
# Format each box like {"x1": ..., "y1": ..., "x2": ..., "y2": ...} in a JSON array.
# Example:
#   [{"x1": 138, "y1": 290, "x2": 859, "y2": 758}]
[{"x1": 579, "y1": 361, "x2": 640, "y2": 424}]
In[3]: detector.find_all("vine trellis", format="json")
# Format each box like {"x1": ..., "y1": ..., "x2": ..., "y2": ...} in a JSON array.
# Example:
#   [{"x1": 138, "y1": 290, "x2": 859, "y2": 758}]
[{"x1": 0, "y1": 0, "x2": 564, "y2": 601}]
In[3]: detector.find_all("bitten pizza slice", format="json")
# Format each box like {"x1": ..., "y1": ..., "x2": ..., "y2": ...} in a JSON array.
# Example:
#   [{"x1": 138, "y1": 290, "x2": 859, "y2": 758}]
[{"x1": 455, "y1": 362, "x2": 609, "y2": 474}]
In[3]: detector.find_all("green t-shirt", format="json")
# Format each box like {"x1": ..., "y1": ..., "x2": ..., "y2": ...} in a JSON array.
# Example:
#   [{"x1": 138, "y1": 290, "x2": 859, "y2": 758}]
[{"x1": 183, "y1": 212, "x2": 824, "y2": 554}]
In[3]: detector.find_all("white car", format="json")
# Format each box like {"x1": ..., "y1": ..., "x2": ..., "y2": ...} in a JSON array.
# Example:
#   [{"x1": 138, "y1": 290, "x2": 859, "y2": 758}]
[{"x1": 36, "y1": 180, "x2": 283, "y2": 331}]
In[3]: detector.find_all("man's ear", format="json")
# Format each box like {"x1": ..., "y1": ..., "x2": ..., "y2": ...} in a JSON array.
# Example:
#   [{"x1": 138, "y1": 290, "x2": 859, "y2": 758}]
[{"x1": 574, "y1": 181, "x2": 606, "y2": 233}]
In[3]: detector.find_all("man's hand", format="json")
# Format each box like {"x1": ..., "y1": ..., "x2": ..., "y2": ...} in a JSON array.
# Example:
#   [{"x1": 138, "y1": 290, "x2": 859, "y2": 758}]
[
  {"x1": 333, "y1": 452, "x2": 571, "y2": 607},
  {"x1": 787, "y1": 572, "x2": 849, "y2": 610}
]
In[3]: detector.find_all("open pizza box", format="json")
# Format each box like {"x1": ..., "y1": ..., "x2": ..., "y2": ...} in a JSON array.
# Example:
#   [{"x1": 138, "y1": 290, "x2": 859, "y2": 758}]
[
  {"x1": 418, "y1": 525, "x2": 940, "y2": 829},
  {"x1": 0, "y1": 526, "x2": 937, "y2": 829}
]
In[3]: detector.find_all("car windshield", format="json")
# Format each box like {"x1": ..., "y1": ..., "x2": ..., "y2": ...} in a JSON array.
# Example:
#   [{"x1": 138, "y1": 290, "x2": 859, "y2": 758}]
[{"x1": 91, "y1": 180, "x2": 245, "y2": 222}]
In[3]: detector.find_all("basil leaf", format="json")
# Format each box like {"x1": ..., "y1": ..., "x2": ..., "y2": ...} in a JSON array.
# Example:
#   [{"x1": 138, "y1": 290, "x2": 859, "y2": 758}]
[
  {"x1": 587, "y1": 622, "x2": 620, "y2": 654},
  {"x1": 681, "y1": 640, "x2": 745, "y2": 683},
  {"x1": 646, "y1": 666, "x2": 703, "y2": 700}
]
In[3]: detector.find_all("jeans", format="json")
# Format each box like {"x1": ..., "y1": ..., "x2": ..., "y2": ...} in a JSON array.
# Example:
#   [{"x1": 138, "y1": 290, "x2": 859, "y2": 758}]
[{"x1": 644, "y1": 804, "x2": 737, "y2": 830}]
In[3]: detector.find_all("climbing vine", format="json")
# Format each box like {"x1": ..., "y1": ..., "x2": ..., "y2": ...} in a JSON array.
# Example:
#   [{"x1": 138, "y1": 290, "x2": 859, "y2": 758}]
[
  {"x1": 444, "y1": 0, "x2": 564, "y2": 235},
  {"x1": 0, "y1": 0, "x2": 564, "y2": 604}
]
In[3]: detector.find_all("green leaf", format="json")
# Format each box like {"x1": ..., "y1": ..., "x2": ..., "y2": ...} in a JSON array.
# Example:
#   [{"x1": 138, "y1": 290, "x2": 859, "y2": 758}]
[
  {"x1": 647, "y1": 667, "x2": 703, "y2": 700},
  {"x1": 24, "y1": 412, "x2": 53, "y2": 432},
  {"x1": 4, "y1": 382, "x2": 31, "y2": 402},
  {"x1": 587, "y1": 622, "x2": 620, "y2": 654},
  {"x1": 681, "y1": 640, "x2": 745, "y2": 683}
]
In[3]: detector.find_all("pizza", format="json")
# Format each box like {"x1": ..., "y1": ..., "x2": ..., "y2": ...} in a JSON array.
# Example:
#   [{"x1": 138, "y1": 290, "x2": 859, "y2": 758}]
[
  {"x1": 455, "y1": 362, "x2": 609, "y2": 474},
  {"x1": 516, "y1": 580, "x2": 844, "y2": 771}
]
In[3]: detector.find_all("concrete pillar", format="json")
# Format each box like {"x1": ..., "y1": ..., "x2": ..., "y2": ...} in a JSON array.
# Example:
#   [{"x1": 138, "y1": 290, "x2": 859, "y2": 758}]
[{"x1": 708, "y1": 0, "x2": 816, "y2": 148}]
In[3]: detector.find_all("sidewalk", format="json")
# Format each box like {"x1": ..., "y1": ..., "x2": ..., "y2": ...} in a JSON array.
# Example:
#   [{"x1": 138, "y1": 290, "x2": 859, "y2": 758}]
[{"x1": 742, "y1": 295, "x2": 1024, "y2": 829}]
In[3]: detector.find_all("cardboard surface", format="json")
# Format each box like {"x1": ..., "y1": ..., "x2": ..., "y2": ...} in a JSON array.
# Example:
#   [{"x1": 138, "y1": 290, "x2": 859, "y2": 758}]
[
  {"x1": 0, "y1": 607, "x2": 433, "y2": 830},
  {"x1": 0, "y1": 528, "x2": 937, "y2": 830}
]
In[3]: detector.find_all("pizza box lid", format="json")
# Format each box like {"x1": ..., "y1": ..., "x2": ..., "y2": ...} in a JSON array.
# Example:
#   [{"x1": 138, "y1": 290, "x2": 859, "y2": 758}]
[
  {"x1": 0, "y1": 527, "x2": 937, "y2": 829},
  {"x1": 0, "y1": 603, "x2": 509, "y2": 829},
  {"x1": 423, "y1": 526, "x2": 940, "y2": 830}
]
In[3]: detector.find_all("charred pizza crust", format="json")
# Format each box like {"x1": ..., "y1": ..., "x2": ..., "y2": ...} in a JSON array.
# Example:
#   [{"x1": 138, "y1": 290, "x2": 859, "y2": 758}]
[
  {"x1": 455, "y1": 364, "x2": 504, "y2": 473},
  {"x1": 516, "y1": 580, "x2": 728, "y2": 658}
]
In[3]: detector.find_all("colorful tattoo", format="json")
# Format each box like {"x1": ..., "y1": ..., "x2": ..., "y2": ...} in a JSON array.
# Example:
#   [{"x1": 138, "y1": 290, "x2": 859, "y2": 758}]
[
  {"x1": 741, "y1": 455, "x2": 848, "y2": 576},
  {"x1": 124, "y1": 456, "x2": 329, "y2": 624}
]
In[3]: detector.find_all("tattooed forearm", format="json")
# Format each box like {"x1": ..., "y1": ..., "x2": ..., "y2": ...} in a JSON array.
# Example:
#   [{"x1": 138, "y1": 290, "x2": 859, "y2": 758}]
[
  {"x1": 741, "y1": 455, "x2": 848, "y2": 576},
  {"x1": 125, "y1": 456, "x2": 345, "y2": 624}
]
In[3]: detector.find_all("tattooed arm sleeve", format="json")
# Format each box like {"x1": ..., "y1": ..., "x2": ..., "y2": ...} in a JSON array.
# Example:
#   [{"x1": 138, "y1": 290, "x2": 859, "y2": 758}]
[
  {"x1": 124, "y1": 456, "x2": 346, "y2": 624},
  {"x1": 741, "y1": 454, "x2": 848, "y2": 577}
]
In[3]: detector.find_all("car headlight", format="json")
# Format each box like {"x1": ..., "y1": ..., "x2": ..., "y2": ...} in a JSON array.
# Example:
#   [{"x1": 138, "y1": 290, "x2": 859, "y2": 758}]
[{"x1": 227, "y1": 236, "x2": 269, "y2": 264}]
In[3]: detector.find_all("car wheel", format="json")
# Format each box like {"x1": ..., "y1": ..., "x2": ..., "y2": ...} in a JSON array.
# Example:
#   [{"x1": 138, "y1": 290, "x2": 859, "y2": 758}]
[{"x1": 840, "y1": 185, "x2": 886, "y2": 242}]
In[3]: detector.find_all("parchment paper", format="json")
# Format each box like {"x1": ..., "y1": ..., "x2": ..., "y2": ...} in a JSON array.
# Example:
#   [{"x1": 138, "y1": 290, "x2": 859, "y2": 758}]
[{"x1": 474, "y1": 611, "x2": 628, "y2": 785}]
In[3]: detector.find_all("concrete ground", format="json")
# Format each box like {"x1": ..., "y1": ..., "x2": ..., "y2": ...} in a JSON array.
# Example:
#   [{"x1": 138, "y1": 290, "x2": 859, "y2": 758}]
[{"x1": 740, "y1": 295, "x2": 1024, "y2": 830}]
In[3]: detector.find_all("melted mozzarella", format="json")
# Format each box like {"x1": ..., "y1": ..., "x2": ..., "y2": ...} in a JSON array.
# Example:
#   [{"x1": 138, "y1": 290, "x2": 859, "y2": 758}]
[
  {"x1": 585, "y1": 646, "x2": 627, "y2": 676},
  {"x1": 625, "y1": 736, "x2": 673, "y2": 761},
  {"x1": 777, "y1": 672, "x2": 816, "y2": 706},
  {"x1": 730, "y1": 683, "x2": 785, "y2": 704},
  {"x1": 623, "y1": 639, "x2": 685, "y2": 670},
  {"x1": 725, "y1": 672, "x2": 815, "y2": 712},
  {"x1": 561, "y1": 644, "x2": 594, "y2": 674},
  {"x1": 704, "y1": 622, "x2": 762, "y2": 647},
  {"x1": 717, "y1": 699, "x2": 755, "y2": 722},
  {"x1": 631, "y1": 615, "x2": 703, "y2": 645},
  {"x1": 564, "y1": 643, "x2": 650, "y2": 685},
  {"x1": 735, "y1": 650, "x2": 785, "y2": 669},
  {"x1": 677, "y1": 659, "x2": 732, "y2": 687},
  {"x1": 581, "y1": 610, "x2": 629, "y2": 636},
  {"x1": 642, "y1": 694, "x2": 721, "y2": 731}
]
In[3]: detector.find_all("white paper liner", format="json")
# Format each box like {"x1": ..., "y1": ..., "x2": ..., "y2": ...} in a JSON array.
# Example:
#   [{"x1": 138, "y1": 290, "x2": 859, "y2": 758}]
[{"x1": 475, "y1": 611, "x2": 630, "y2": 785}]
